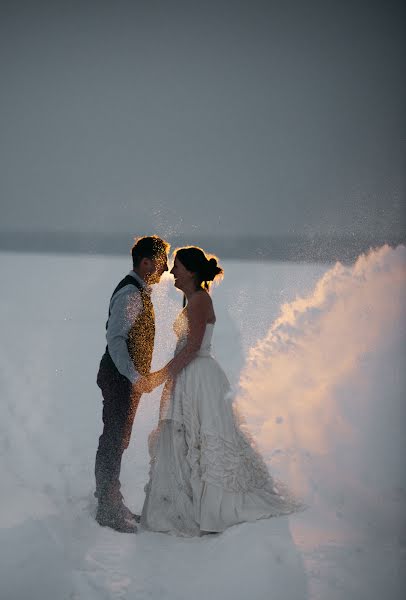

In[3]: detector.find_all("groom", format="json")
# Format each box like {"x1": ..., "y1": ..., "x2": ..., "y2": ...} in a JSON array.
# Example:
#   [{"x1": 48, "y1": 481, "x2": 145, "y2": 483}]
[{"x1": 94, "y1": 235, "x2": 170, "y2": 533}]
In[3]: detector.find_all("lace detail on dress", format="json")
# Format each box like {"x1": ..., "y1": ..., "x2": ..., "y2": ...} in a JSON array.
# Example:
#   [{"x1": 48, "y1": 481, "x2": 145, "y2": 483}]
[
  {"x1": 148, "y1": 419, "x2": 285, "y2": 497},
  {"x1": 198, "y1": 430, "x2": 275, "y2": 493}
]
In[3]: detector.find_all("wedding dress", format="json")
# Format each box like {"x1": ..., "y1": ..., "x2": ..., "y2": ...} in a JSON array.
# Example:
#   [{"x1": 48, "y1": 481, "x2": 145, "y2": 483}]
[{"x1": 141, "y1": 313, "x2": 300, "y2": 536}]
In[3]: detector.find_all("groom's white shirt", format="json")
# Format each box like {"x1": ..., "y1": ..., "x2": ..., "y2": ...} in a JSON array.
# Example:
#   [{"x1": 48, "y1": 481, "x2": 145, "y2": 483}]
[{"x1": 106, "y1": 270, "x2": 152, "y2": 384}]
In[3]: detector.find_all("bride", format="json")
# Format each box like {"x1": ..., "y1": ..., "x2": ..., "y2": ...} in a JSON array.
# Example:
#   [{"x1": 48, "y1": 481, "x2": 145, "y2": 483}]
[{"x1": 141, "y1": 246, "x2": 300, "y2": 536}]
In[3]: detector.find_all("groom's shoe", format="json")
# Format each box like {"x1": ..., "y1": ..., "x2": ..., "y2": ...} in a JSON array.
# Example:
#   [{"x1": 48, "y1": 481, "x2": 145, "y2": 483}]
[
  {"x1": 118, "y1": 502, "x2": 141, "y2": 523},
  {"x1": 96, "y1": 506, "x2": 138, "y2": 534},
  {"x1": 94, "y1": 490, "x2": 140, "y2": 522}
]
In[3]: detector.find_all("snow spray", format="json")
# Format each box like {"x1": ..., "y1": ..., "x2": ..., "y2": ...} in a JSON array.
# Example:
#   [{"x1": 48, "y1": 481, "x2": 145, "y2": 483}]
[{"x1": 236, "y1": 245, "x2": 406, "y2": 540}]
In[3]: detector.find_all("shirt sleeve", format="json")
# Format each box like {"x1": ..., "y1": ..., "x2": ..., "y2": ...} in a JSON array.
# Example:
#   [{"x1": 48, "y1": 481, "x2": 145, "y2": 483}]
[{"x1": 106, "y1": 287, "x2": 143, "y2": 383}]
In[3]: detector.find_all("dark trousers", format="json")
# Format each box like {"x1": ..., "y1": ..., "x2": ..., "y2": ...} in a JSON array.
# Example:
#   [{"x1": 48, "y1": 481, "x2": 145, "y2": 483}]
[{"x1": 95, "y1": 352, "x2": 141, "y2": 510}]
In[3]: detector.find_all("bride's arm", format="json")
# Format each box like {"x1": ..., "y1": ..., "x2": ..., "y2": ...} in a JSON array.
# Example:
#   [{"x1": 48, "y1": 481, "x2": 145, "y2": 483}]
[
  {"x1": 145, "y1": 293, "x2": 210, "y2": 390},
  {"x1": 165, "y1": 292, "x2": 209, "y2": 377}
]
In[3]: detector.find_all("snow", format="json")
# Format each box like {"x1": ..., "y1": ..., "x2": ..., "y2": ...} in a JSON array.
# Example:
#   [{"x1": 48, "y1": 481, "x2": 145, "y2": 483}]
[{"x1": 0, "y1": 247, "x2": 405, "y2": 599}]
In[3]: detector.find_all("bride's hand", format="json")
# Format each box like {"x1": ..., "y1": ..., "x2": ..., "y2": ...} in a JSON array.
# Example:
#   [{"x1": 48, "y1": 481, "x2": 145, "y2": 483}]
[
  {"x1": 148, "y1": 368, "x2": 169, "y2": 390},
  {"x1": 132, "y1": 370, "x2": 166, "y2": 395},
  {"x1": 132, "y1": 376, "x2": 153, "y2": 395}
]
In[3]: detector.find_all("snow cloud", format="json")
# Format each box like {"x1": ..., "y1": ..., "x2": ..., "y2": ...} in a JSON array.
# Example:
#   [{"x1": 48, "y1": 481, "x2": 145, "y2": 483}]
[{"x1": 237, "y1": 245, "x2": 406, "y2": 536}]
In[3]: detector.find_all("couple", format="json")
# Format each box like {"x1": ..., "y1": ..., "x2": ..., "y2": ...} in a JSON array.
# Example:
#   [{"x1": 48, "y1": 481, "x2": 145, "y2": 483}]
[{"x1": 95, "y1": 236, "x2": 299, "y2": 535}]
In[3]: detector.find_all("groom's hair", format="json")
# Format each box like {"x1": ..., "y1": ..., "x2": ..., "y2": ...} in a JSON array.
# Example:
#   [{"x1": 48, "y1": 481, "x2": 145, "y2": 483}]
[{"x1": 131, "y1": 236, "x2": 170, "y2": 267}]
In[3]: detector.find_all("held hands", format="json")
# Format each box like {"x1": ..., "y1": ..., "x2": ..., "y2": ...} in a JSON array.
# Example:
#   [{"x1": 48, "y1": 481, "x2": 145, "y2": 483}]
[
  {"x1": 132, "y1": 368, "x2": 169, "y2": 395},
  {"x1": 148, "y1": 368, "x2": 170, "y2": 390},
  {"x1": 132, "y1": 376, "x2": 154, "y2": 395}
]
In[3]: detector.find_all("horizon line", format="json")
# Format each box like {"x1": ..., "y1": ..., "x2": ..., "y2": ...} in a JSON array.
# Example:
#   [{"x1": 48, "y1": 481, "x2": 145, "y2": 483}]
[{"x1": 0, "y1": 229, "x2": 404, "y2": 263}]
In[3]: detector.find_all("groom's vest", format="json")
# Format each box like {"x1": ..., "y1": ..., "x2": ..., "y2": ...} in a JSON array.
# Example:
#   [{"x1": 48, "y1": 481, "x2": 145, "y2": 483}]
[{"x1": 106, "y1": 275, "x2": 155, "y2": 376}]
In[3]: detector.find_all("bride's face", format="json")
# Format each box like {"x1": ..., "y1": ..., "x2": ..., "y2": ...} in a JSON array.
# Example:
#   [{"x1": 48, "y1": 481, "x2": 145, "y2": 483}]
[{"x1": 170, "y1": 257, "x2": 195, "y2": 291}]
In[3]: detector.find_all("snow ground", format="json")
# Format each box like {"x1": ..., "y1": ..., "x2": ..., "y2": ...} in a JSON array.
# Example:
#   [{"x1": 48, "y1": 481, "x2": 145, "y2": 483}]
[{"x1": 0, "y1": 248, "x2": 405, "y2": 600}]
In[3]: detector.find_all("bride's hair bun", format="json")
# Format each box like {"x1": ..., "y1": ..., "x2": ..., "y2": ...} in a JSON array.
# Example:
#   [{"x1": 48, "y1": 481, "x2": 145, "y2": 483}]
[{"x1": 205, "y1": 257, "x2": 223, "y2": 281}]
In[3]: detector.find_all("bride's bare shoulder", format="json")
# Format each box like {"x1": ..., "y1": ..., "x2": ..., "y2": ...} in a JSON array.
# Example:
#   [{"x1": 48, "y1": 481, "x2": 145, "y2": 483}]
[
  {"x1": 189, "y1": 289, "x2": 212, "y2": 306},
  {"x1": 187, "y1": 289, "x2": 215, "y2": 321}
]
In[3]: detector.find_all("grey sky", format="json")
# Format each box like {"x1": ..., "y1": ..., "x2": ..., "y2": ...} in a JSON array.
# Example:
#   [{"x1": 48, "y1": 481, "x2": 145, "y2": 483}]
[{"x1": 1, "y1": 0, "x2": 405, "y2": 238}]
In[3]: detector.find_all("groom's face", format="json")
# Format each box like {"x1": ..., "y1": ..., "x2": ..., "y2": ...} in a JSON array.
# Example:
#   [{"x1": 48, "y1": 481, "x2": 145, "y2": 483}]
[{"x1": 145, "y1": 253, "x2": 168, "y2": 284}]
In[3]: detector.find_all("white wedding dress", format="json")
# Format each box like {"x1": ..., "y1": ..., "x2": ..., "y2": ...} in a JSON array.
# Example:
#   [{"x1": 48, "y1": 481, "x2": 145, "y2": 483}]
[{"x1": 141, "y1": 314, "x2": 300, "y2": 536}]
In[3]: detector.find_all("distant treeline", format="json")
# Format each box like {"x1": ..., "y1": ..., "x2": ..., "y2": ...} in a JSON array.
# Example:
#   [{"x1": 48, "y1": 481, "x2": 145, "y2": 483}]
[{"x1": 0, "y1": 230, "x2": 405, "y2": 263}]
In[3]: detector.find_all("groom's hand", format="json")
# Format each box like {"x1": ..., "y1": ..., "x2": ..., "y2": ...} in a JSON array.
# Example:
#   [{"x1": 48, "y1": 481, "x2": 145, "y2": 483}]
[{"x1": 132, "y1": 376, "x2": 154, "y2": 395}]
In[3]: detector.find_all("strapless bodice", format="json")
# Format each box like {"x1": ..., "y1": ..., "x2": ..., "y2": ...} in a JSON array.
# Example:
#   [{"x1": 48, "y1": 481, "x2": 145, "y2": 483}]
[
  {"x1": 198, "y1": 323, "x2": 214, "y2": 353},
  {"x1": 174, "y1": 317, "x2": 215, "y2": 357}
]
